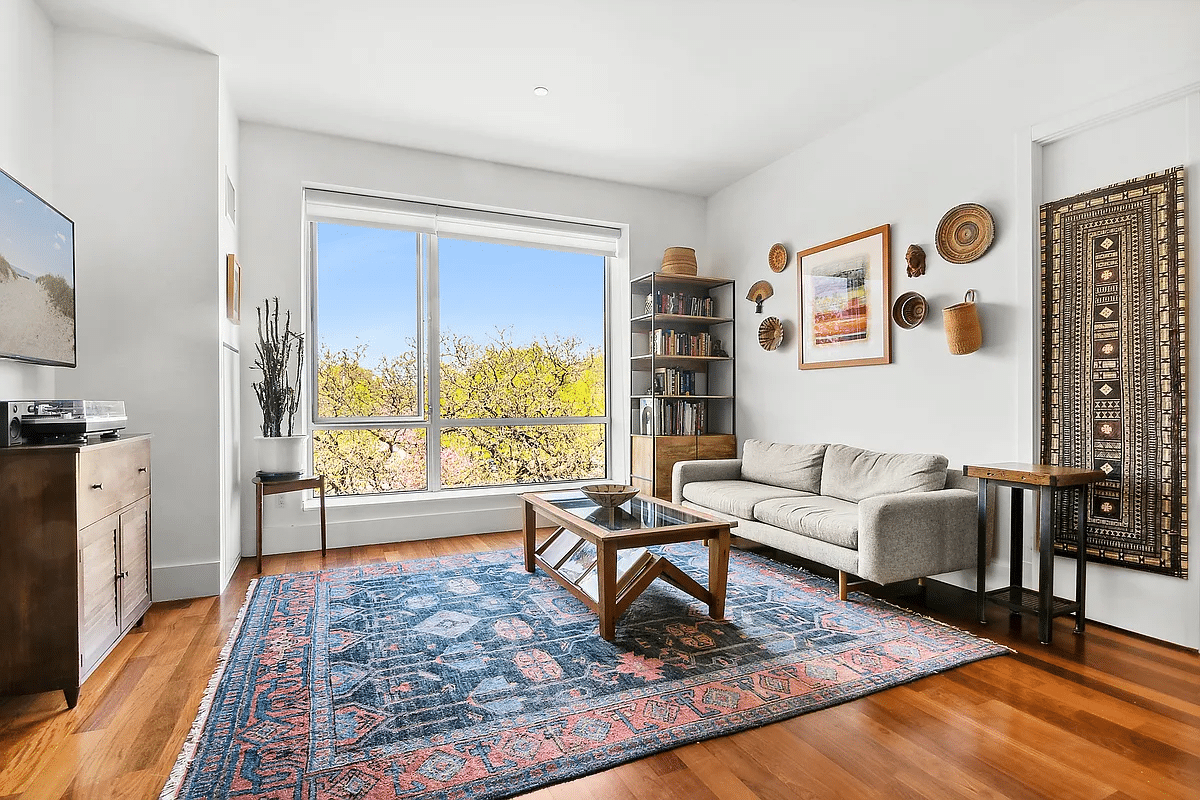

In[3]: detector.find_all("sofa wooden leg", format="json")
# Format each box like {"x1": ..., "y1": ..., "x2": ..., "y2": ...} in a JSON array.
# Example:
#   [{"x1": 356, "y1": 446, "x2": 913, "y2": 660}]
[
  {"x1": 918, "y1": 577, "x2": 927, "y2": 587},
  {"x1": 838, "y1": 571, "x2": 849, "y2": 601}
]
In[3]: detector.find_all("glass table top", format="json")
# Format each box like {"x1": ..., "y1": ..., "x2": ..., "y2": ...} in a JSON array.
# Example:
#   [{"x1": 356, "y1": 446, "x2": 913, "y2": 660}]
[{"x1": 537, "y1": 490, "x2": 714, "y2": 532}]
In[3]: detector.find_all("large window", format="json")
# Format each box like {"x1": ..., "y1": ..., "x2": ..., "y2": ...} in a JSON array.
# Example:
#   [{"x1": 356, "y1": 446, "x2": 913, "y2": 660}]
[{"x1": 306, "y1": 190, "x2": 617, "y2": 497}]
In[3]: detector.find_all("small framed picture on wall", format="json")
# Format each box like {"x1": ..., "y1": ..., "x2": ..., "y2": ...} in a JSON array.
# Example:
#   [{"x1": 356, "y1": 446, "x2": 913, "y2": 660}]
[{"x1": 226, "y1": 254, "x2": 241, "y2": 323}]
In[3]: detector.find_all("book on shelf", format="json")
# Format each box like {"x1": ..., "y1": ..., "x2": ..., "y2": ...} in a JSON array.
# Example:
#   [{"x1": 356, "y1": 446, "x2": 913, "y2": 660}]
[
  {"x1": 649, "y1": 328, "x2": 713, "y2": 356},
  {"x1": 652, "y1": 291, "x2": 716, "y2": 317},
  {"x1": 646, "y1": 397, "x2": 708, "y2": 436},
  {"x1": 652, "y1": 367, "x2": 697, "y2": 396}
]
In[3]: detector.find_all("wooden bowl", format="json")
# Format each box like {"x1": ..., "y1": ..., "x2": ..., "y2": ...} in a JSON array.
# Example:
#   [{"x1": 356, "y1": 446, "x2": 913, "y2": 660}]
[
  {"x1": 580, "y1": 483, "x2": 639, "y2": 508},
  {"x1": 891, "y1": 291, "x2": 927, "y2": 329},
  {"x1": 758, "y1": 316, "x2": 784, "y2": 350}
]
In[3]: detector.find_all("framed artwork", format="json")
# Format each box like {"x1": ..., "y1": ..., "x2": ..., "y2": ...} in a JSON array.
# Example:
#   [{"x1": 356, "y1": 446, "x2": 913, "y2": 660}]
[
  {"x1": 226, "y1": 254, "x2": 241, "y2": 323},
  {"x1": 796, "y1": 224, "x2": 890, "y2": 369}
]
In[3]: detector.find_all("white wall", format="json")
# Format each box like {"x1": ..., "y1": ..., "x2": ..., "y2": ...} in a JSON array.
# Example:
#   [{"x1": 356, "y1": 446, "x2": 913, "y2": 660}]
[
  {"x1": 54, "y1": 31, "x2": 224, "y2": 601},
  {"x1": 1040, "y1": 95, "x2": 1200, "y2": 647},
  {"x1": 0, "y1": 0, "x2": 56, "y2": 399},
  {"x1": 239, "y1": 123, "x2": 706, "y2": 557},
  {"x1": 706, "y1": 0, "x2": 1200, "y2": 646},
  {"x1": 218, "y1": 75, "x2": 242, "y2": 583}
]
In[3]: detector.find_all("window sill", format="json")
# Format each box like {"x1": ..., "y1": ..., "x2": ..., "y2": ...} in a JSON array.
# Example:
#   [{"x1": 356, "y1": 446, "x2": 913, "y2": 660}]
[{"x1": 300, "y1": 478, "x2": 611, "y2": 512}]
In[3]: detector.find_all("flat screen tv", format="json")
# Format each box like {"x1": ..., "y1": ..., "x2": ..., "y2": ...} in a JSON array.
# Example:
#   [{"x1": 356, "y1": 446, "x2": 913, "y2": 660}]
[{"x1": 0, "y1": 166, "x2": 75, "y2": 367}]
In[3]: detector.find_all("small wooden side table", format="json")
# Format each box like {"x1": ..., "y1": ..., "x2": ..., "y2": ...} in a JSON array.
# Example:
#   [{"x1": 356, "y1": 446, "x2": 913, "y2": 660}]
[
  {"x1": 964, "y1": 463, "x2": 1105, "y2": 644},
  {"x1": 254, "y1": 475, "x2": 327, "y2": 574}
]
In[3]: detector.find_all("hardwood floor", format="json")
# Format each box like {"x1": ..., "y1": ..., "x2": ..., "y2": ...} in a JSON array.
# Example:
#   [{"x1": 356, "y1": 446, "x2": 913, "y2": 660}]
[{"x1": 1, "y1": 532, "x2": 1197, "y2": 799}]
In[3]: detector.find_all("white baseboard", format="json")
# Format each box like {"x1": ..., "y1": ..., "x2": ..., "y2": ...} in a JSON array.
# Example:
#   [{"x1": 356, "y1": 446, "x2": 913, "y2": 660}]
[
  {"x1": 257, "y1": 502, "x2": 522, "y2": 556},
  {"x1": 152, "y1": 560, "x2": 224, "y2": 601}
]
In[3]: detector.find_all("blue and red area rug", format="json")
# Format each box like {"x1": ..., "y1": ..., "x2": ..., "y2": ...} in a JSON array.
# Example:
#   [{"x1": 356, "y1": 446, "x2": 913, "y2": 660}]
[{"x1": 161, "y1": 544, "x2": 1005, "y2": 800}]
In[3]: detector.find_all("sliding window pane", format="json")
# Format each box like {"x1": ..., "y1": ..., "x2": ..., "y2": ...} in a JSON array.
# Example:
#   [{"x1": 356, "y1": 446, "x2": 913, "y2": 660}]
[
  {"x1": 314, "y1": 428, "x2": 426, "y2": 495},
  {"x1": 439, "y1": 239, "x2": 604, "y2": 419},
  {"x1": 440, "y1": 424, "x2": 605, "y2": 489},
  {"x1": 315, "y1": 223, "x2": 422, "y2": 419}
]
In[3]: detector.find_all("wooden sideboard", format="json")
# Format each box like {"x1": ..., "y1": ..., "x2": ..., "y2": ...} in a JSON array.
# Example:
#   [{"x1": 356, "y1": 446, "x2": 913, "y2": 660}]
[{"x1": 0, "y1": 434, "x2": 152, "y2": 708}]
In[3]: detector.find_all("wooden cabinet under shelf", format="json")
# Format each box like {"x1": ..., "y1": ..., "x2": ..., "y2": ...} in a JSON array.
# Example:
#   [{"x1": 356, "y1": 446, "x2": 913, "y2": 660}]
[
  {"x1": 631, "y1": 434, "x2": 736, "y2": 500},
  {"x1": 630, "y1": 271, "x2": 736, "y2": 500},
  {"x1": 0, "y1": 434, "x2": 152, "y2": 709}
]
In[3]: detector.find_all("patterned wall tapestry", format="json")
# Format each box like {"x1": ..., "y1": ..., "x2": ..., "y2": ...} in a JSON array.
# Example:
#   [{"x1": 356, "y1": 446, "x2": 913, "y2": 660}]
[{"x1": 1040, "y1": 166, "x2": 1187, "y2": 578}]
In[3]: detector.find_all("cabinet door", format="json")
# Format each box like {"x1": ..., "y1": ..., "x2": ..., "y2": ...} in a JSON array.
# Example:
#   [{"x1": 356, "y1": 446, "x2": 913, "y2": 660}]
[
  {"x1": 118, "y1": 497, "x2": 151, "y2": 631},
  {"x1": 79, "y1": 514, "x2": 120, "y2": 675},
  {"x1": 653, "y1": 436, "x2": 699, "y2": 500}
]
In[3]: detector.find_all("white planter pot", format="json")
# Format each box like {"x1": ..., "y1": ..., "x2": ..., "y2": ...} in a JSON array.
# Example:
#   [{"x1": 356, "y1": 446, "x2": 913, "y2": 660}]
[{"x1": 256, "y1": 435, "x2": 307, "y2": 477}]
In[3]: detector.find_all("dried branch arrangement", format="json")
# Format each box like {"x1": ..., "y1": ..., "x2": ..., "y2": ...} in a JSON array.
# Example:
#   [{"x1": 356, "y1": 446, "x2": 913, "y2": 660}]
[{"x1": 252, "y1": 297, "x2": 305, "y2": 437}]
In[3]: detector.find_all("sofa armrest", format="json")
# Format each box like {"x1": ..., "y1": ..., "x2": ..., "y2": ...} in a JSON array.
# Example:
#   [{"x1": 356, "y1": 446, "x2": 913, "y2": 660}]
[
  {"x1": 671, "y1": 458, "x2": 743, "y2": 504},
  {"x1": 857, "y1": 488, "x2": 979, "y2": 586}
]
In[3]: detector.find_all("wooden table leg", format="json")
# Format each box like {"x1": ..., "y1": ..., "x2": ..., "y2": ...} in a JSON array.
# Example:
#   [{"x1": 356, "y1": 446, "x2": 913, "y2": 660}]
[
  {"x1": 596, "y1": 542, "x2": 617, "y2": 641},
  {"x1": 523, "y1": 500, "x2": 537, "y2": 573},
  {"x1": 1038, "y1": 486, "x2": 1054, "y2": 644},
  {"x1": 255, "y1": 481, "x2": 264, "y2": 575},
  {"x1": 318, "y1": 476, "x2": 327, "y2": 558},
  {"x1": 1075, "y1": 484, "x2": 1088, "y2": 633},
  {"x1": 708, "y1": 526, "x2": 730, "y2": 620},
  {"x1": 1009, "y1": 486, "x2": 1024, "y2": 613},
  {"x1": 976, "y1": 478, "x2": 989, "y2": 624}
]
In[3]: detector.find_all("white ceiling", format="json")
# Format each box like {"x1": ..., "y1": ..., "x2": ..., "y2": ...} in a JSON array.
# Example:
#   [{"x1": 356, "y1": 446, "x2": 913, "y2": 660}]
[{"x1": 38, "y1": 0, "x2": 1080, "y2": 196}]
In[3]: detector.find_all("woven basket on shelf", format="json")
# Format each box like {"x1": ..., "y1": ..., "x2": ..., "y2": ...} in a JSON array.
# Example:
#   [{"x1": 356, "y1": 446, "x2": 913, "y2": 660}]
[
  {"x1": 944, "y1": 289, "x2": 982, "y2": 355},
  {"x1": 661, "y1": 246, "x2": 698, "y2": 276}
]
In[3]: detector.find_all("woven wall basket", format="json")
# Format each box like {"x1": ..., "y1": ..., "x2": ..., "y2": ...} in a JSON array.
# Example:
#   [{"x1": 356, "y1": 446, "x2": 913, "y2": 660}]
[
  {"x1": 661, "y1": 246, "x2": 698, "y2": 276},
  {"x1": 944, "y1": 289, "x2": 982, "y2": 354}
]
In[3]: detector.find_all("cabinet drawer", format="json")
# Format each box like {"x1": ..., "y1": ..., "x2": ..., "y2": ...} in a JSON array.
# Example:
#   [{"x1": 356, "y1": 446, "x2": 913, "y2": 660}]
[{"x1": 77, "y1": 439, "x2": 151, "y2": 528}]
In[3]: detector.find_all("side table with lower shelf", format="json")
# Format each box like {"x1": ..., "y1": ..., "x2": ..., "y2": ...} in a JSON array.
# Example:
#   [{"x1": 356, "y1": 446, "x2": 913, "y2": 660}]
[
  {"x1": 254, "y1": 475, "x2": 327, "y2": 574},
  {"x1": 964, "y1": 462, "x2": 1105, "y2": 644}
]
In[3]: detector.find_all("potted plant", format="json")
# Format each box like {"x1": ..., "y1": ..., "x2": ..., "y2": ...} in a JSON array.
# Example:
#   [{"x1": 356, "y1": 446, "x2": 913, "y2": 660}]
[{"x1": 252, "y1": 297, "x2": 306, "y2": 478}]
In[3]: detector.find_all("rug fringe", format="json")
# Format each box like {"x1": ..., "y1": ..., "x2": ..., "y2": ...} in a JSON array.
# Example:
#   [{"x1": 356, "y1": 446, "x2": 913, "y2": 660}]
[{"x1": 158, "y1": 579, "x2": 260, "y2": 800}]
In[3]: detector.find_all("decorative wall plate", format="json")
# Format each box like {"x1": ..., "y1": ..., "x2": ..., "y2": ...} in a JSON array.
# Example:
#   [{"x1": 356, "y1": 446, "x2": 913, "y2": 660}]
[
  {"x1": 891, "y1": 291, "x2": 927, "y2": 329},
  {"x1": 935, "y1": 203, "x2": 995, "y2": 264},
  {"x1": 747, "y1": 280, "x2": 774, "y2": 313},
  {"x1": 768, "y1": 242, "x2": 788, "y2": 272},
  {"x1": 758, "y1": 316, "x2": 784, "y2": 350}
]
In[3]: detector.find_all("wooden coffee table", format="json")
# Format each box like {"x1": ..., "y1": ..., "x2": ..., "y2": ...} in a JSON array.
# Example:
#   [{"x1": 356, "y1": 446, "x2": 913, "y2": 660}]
[{"x1": 521, "y1": 490, "x2": 734, "y2": 640}]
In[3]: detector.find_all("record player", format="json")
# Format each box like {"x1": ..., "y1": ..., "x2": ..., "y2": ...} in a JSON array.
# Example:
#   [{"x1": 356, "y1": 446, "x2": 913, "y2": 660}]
[{"x1": 3, "y1": 400, "x2": 127, "y2": 446}]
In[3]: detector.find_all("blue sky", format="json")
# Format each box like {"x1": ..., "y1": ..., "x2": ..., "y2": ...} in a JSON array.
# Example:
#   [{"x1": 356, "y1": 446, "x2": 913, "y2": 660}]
[
  {"x1": 0, "y1": 171, "x2": 74, "y2": 281},
  {"x1": 316, "y1": 222, "x2": 604, "y2": 368}
]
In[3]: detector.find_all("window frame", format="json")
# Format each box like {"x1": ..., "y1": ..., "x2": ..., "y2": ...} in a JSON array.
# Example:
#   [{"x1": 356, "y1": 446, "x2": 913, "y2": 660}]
[
  {"x1": 305, "y1": 198, "x2": 613, "y2": 498},
  {"x1": 308, "y1": 219, "x2": 427, "y2": 425}
]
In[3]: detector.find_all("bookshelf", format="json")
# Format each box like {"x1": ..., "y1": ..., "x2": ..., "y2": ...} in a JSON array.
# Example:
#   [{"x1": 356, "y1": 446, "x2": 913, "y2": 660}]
[{"x1": 630, "y1": 272, "x2": 735, "y2": 500}]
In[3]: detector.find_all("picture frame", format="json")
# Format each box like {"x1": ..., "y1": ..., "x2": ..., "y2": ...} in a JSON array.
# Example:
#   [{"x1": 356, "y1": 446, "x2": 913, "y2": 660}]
[
  {"x1": 796, "y1": 224, "x2": 890, "y2": 370},
  {"x1": 226, "y1": 254, "x2": 241, "y2": 323}
]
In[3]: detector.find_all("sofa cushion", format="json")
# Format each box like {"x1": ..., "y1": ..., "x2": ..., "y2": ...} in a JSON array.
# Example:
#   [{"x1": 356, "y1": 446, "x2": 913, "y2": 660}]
[
  {"x1": 819, "y1": 444, "x2": 948, "y2": 503},
  {"x1": 681, "y1": 480, "x2": 810, "y2": 519},
  {"x1": 741, "y1": 439, "x2": 828, "y2": 493},
  {"x1": 753, "y1": 495, "x2": 860, "y2": 549}
]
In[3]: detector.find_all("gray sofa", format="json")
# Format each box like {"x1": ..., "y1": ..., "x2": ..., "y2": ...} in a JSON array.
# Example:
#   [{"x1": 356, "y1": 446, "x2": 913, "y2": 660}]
[{"x1": 673, "y1": 440, "x2": 979, "y2": 599}]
